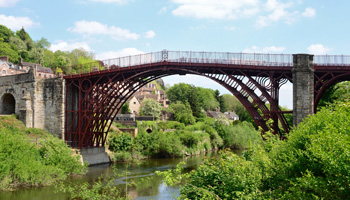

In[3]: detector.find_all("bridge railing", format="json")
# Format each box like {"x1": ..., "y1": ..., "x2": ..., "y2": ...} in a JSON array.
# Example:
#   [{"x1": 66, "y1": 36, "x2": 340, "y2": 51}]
[
  {"x1": 314, "y1": 55, "x2": 350, "y2": 66},
  {"x1": 64, "y1": 51, "x2": 350, "y2": 76}
]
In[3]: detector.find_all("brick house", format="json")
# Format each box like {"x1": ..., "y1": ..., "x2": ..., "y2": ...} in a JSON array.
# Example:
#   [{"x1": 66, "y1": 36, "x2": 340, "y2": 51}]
[{"x1": 0, "y1": 56, "x2": 55, "y2": 79}]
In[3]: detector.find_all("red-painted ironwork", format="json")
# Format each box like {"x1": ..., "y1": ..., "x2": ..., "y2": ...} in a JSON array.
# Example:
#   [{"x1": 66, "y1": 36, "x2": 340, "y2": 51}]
[{"x1": 63, "y1": 50, "x2": 350, "y2": 148}]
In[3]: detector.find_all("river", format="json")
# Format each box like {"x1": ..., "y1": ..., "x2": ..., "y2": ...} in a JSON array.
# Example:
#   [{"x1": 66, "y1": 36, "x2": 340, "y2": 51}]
[{"x1": 0, "y1": 150, "x2": 243, "y2": 200}]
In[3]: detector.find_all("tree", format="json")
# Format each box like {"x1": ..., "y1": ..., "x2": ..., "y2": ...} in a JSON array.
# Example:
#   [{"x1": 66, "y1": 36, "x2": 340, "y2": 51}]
[
  {"x1": 196, "y1": 87, "x2": 219, "y2": 111},
  {"x1": 16, "y1": 27, "x2": 32, "y2": 42},
  {"x1": 0, "y1": 25, "x2": 14, "y2": 43},
  {"x1": 166, "y1": 83, "x2": 192, "y2": 104},
  {"x1": 318, "y1": 81, "x2": 350, "y2": 110},
  {"x1": 140, "y1": 98, "x2": 162, "y2": 120},
  {"x1": 34, "y1": 37, "x2": 50, "y2": 49},
  {"x1": 168, "y1": 101, "x2": 195, "y2": 125},
  {"x1": 0, "y1": 40, "x2": 20, "y2": 63},
  {"x1": 121, "y1": 102, "x2": 131, "y2": 114},
  {"x1": 187, "y1": 85, "x2": 202, "y2": 118}
]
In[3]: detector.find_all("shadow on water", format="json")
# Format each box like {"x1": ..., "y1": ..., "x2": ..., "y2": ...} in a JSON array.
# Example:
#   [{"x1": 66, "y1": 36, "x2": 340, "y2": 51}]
[{"x1": 0, "y1": 149, "x2": 245, "y2": 200}]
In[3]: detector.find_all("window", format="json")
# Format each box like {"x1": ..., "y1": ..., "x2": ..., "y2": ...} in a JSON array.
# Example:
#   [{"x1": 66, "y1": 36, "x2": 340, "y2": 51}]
[
  {"x1": 133, "y1": 102, "x2": 136, "y2": 104},
  {"x1": 2, "y1": 70, "x2": 6, "y2": 75},
  {"x1": 11, "y1": 71, "x2": 13, "y2": 75}
]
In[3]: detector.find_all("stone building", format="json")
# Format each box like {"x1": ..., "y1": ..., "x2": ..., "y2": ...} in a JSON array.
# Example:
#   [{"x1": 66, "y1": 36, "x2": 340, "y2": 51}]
[{"x1": 0, "y1": 56, "x2": 55, "y2": 79}]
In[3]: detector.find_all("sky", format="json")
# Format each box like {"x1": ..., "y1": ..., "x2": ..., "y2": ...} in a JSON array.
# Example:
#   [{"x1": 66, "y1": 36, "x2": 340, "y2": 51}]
[{"x1": 0, "y1": 0, "x2": 349, "y2": 108}]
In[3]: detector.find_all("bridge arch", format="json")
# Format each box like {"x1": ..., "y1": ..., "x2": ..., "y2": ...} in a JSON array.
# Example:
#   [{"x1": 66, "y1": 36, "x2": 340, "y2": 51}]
[
  {"x1": 314, "y1": 72, "x2": 350, "y2": 110},
  {"x1": 1, "y1": 93, "x2": 16, "y2": 115},
  {"x1": 65, "y1": 64, "x2": 292, "y2": 148}
]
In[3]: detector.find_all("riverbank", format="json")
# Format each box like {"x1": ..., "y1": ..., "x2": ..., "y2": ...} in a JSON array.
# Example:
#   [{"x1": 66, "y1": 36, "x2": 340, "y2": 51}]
[
  {"x1": 0, "y1": 115, "x2": 86, "y2": 191},
  {"x1": 108, "y1": 117, "x2": 261, "y2": 162}
]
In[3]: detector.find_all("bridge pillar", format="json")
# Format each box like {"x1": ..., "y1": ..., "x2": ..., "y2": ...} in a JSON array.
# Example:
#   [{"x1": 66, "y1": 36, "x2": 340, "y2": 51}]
[{"x1": 292, "y1": 54, "x2": 314, "y2": 126}]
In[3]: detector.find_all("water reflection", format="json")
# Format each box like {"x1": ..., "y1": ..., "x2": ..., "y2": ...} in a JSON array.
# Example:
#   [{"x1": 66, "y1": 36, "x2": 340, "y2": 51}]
[{"x1": 0, "y1": 150, "x2": 244, "y2": 200}]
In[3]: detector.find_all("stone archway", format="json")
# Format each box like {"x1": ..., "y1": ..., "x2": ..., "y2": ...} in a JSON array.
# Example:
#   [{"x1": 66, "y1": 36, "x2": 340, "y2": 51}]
[{"x1": 1, "y1": 93, "x2": 16, "y2": 114}]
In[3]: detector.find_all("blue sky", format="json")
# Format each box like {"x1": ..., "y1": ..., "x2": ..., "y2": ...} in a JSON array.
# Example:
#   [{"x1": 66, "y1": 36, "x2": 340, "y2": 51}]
[{"x1": 0, "y1": 0, "x2": 348, "y2": 108}]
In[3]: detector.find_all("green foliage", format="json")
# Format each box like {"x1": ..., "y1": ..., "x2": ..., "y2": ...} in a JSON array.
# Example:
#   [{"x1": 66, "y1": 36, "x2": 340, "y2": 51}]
[
  {"x1": 181, "y1": 150, "x2": 263, "y2": 199},
  {"x1": 318, "y1": 81, "x2": 350, "y2": 110},
  {"x1": 0, "y1": 41, "x2": 20, "y2": 63},
  {"x1": 157, "y1": 120, "x2": 185, "y2": 130},
  {"x1": 182, "y1": 102, "x2": 350, "y2": 199},
  {"x1": 155, "y1": 161, "x2": 190, "y2": 186},
  {"x1": 214, "y1": 119, "x2": 261, "y2": 149},
  {"x1": 0, "y1": 25, "x2": 14, "y2": 43},
  {"x1": 147, "y1": 131, "x2": 183, "y2": 158},
  {"x1": 140, "y1": 98, "x2": 162, "y2": 120},
  {"x1": 108, "y1": 132, "x2": 133, "y2": 152},
  {"x1": 179, "y1": 131, "x2": 200, "y2": 148},
  {"x1": 121, "y1": 102, "x2": 131, "y2": 114},
  {"x1": 56, "y1": 167, "x2": 130, "y2": 200},
  {"x1": 0, "y1": 115, "x2": 86, "y2": 190},
  {"x1": 169, "y1": 101, "x2": 196, "y2": 125}
]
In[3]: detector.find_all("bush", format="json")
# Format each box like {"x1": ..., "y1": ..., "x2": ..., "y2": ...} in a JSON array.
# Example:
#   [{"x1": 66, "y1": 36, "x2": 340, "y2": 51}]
[
  {"x1": 179, "y1": 131, "x2": 200, "y2": 148},
  {"x1": 147, "y1": 131, "x2": 183, "y2": 158},
  {"x1": 108, "y1": 132, "x2": 132, "y2": 152},
  {"x1": 0, "y1": 116, "x2": 86, "y2": 190},
  {"x1": 181, "y1": 102, "x2": 350, "y2": 199}
]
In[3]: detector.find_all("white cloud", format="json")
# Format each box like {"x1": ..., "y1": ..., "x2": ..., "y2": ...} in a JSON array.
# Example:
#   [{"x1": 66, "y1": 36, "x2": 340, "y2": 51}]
[
  {"x1": 170, "y1": 0, "x2": 316, "y2": 28},
  {"x1": 144, "y1": 30, "x2": 156, "y2": 39},
  {"x1": 96, "y1": 48, "x2": 144, "y2": 60},
  {"x1": 49, "y1": 41, "x2": 92, "y2": 52},
  {"x1": 307, "y1": 44, "x2": 331, "y2": 55},
  {"x1": 0, "y1": 0, "x2": 19, "y2": 7},
  {"x1": 68, "y1": 20, "x2": 140, "y2": 40},
  {"x1": 243, "y1": 45, "x2": 286, "y2": 53},
  {"x1": 88, "y1": 0, "x2": 133, "y2": 4},
  {"x1": 0, "y1": 15, "x2": 39, "y2": 30},
  {"x1": 302, "y1": 7, "x2": 316, "y2": 18},
  {"x1": 171, "y1": 0, "x2": 260, "y2": 20}
]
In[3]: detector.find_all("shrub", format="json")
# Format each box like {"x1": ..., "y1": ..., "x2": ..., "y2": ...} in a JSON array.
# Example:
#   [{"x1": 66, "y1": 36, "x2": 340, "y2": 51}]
[
  {"x1": 108, "y1": 132, "x2": 132, "y2": 152},
  {"x1": 181, "y1": 102, "x2": 350, "y2": 199},
  {"x1": 179, "y1": 131, "x2": 199, "y2": 148}
]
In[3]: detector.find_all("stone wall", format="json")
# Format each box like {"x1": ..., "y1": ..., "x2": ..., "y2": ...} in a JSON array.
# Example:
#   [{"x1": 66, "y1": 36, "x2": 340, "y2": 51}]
[{"x1": 0, "y1": 69, "x2": 65, "y2": 139}]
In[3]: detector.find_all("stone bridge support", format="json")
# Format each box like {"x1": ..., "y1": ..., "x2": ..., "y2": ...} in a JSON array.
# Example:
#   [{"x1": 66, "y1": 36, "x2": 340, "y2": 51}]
[
  {"x1": 0, "y1": 69, "x2": 65, "y2": 139},
  {"x1": 293, "y1": 54, "x2": 314, "y2": 126}
]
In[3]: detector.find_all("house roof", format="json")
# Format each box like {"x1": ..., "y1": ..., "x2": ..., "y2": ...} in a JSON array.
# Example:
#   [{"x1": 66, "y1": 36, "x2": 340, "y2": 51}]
[
  {"x1": 136, "y1": 94, "x2": 159, "y2": 101},
  {"x1": 37, "y1": 65, "x2": 54, "y2": 73},
  {"x1": 224, "y1": 112, "x2": 239, "y2": 119}
]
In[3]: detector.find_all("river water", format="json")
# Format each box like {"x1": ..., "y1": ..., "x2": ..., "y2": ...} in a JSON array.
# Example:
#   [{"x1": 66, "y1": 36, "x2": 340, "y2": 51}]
[{"x1": 0, "y1": 150, "x2": 243, "y2": 200}]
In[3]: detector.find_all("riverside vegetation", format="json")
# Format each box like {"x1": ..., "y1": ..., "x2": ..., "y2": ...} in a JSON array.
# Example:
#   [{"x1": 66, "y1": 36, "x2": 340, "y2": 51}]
[
  {"x1": 177, "y1": 101, "x2": 350, "y2": 199},
  {"x1": 108, "y1": 118, "x2": 260, "y2": 162},
  {"x1": 0, "y1": 115, "x2": 86, "y2": 190}
]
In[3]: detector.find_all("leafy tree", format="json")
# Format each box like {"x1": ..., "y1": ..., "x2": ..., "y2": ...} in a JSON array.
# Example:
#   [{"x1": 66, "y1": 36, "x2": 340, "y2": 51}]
[
  {"x1": 9, "y1": 36, "x2": 26, "y2": 51},
  {"x1": 166, "y1": 83, "x2": 192, "y2": 104},
  {"x1": 0, "y1": 41, "x2": 20, "y2": 63},
  {"x1": 28, "y1": 47, "x2": 44, "y2": 63},
  {"x1": 42, "y1": 49, "x2": 56, "y2": 68},
  {"x1": 187, "y1": 85, "x2": 202, "y2": 118},
  {"x1": 140, "y1": 98, "x2": 162, "y2": 120},
  {"x1": 0, "y1": 25, "x2": 14, "y2": 43},
  {"x1": 168, "y1": 101, "x2": 196, "y2": 125},
  {"x1": 121, "y1": 102, "x2": 131, "y2": 114},
  {"x1": 34, "y1": 37, "x2": 50, "y2": 49},
  {"x1": 318, "y1": 81, "x2": 350, "y2": 109},
  {"x1": 196, "y1": 87, "x2": 219, "y2": 111},
  {"x1": 16, "y1": 27, "x2": 32, "y2": 42}
]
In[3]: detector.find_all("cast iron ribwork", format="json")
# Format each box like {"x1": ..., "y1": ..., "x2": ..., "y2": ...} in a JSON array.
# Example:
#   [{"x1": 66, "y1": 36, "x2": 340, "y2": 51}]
[{"x1": 64, "y1": 51, "x2": 350, "y2": 148}]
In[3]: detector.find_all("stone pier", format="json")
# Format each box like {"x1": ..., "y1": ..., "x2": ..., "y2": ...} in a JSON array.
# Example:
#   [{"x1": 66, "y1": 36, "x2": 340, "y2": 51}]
[
  {"x1": 78, "y1": 147, "x2": 111, "y2": 166},
  {"x1": 292, "y1": 54, "x2": 315, "y2": 126}
]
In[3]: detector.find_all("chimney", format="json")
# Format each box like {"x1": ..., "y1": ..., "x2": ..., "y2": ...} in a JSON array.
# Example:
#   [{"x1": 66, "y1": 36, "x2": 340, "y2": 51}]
[{"x1": 0, "y1": 56, "x2": 9, "y2": 62}]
